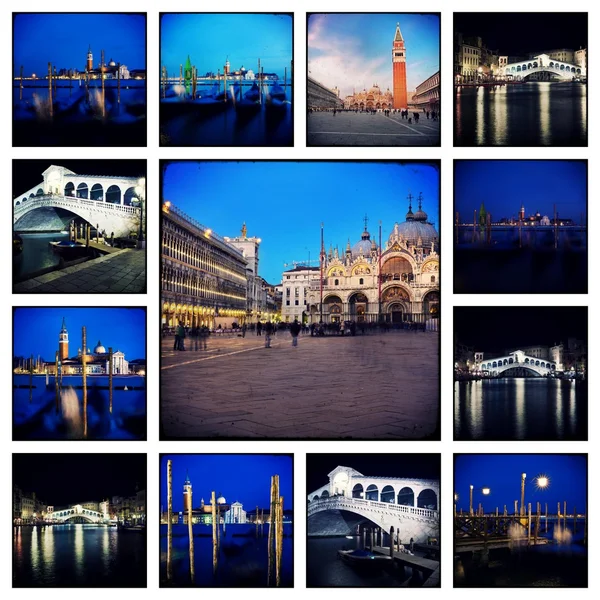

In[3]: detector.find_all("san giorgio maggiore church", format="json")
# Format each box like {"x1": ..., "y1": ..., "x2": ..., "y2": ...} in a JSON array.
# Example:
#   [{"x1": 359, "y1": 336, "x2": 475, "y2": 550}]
[{"x1": 283, "y1": 194, "x2": 440, "y2": 325}]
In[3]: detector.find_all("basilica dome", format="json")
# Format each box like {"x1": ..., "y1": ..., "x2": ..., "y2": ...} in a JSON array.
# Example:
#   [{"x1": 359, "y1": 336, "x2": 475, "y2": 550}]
[
  {"x1": 93, "y1": 340, "x2": 106, "y2": 354},
  {"x1": 390, "y1": 195, "x2": 438, "y2": 248},
  {"x1": 217, "y1": 494, "x2": 226, "y2": 505},
  {"x1": 351, "y1": 225, "x2": 376, "y2": 258}
]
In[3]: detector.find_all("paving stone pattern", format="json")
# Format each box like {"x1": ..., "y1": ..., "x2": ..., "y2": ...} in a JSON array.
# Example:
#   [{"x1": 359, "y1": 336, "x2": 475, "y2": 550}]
[{"x1": 161, "y1": 330, "x2": 439, "y2": 439}]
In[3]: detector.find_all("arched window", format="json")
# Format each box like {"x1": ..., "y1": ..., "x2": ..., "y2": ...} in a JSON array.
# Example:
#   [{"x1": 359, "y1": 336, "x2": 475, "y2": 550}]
[
  {"x1": 124, "y1": 187, "x2": 138, "y2": 206},
  {"x1": 509, "y1": 358, "x2": 514, "y2": 364},
  {"x1": 431, "y1": 275, "x2": 435, "y2": 282},
  {"x1": 541, "y1": 361, "x2": 545, "y2": 368},
  {"x1": 106, "y1": 185, "x2": 121, "y2": 204},
  {"x1": 76, "y1": 183, "x2": 88, "y2": 198},
  {"x1": 352, "y1": 484, "x2": 364, "y2": 499},
  {"x1": 312, "y1": 495, "x2": 319, "y2": 502},
  {"x1": 397, "y1": 487, "x2": 414, "y2": 506},
  {"x1": 525, "y1": 358, "x2": 530, "y2": 363},
  {"x1": 90, "y1": 184, "x2": 103, "y2": 201},
  {"x1": 417, "y1": 489, "x2": 437, "y2": 510},
  {"x1": 321, "y1": 490, "x2": 329, "y2": 498},
  {"x1": 359, "y1": 278, "x2": 364, "y2": 285},
  {"x1": 365, "y1": 484, "x2": 379, "y2": 501},
  {"x1": 15, "y1": 200, "x2": 21, "y2": 206},
  {"x1": 381, "y1": 485, "x2": 395, "y2": 503},
  {"x1": 535, "y1": 360, "x2": 540, "y2": 366},
  {"x1": 64, "y1": 182, "x2": 75, "y2": 196},
  {"x1": 334, "y1": 279, "x2": 339, "y2": 286},
  {"x1": 36, "y1": 188, "x2": 44, "y2": 196}
]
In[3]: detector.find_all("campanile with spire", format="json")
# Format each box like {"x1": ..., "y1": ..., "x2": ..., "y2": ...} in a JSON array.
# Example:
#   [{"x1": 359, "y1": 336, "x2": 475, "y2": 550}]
[
  {"x1": 59, "y1": 317, "x2": 69, "y2": 361},
  {"x1": 392, "y1": 23, "x2": 408, "y2": 109}
]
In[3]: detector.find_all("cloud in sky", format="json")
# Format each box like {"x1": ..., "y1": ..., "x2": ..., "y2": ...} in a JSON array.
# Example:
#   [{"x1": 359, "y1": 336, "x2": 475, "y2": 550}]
[{"x1": 308, "y1": 13, "x2": 440, "y2": 99}]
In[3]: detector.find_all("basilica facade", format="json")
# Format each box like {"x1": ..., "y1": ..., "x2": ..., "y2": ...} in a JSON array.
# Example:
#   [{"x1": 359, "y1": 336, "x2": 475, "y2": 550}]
[
  {"x1": 343, "y1": 84, "x2": 394, "y2": 110},
  {"x1": 306, "y1": 194, "x2": 440, "y2": 325}
]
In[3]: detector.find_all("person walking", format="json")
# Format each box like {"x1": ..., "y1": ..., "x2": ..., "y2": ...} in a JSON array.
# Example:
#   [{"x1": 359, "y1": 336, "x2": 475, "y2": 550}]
[
  {"x1": 191, "y1": 324, "x2": 200, "y2": 351},
  {"x1": 242, "y1": 323, "x2": 247, "y2": 338},
  {"x1": 256, "y1": 321, "x2": 263, "y2": 336},
  {"x1": 290, "y1": 318, "x2": 301, "y2": 347},
  {"x1": 264, "y1": 320, "x2": 274, "y2": 348},
  {"x1": 176, "y1": 322, "x2": 186, "y2": 351}
]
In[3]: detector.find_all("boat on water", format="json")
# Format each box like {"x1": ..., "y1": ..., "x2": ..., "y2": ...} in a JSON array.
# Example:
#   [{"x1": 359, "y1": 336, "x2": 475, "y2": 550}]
[
  {"x1": 13, "y1": 234, "x2": 23, "y2": 256},
  {"x1": 338, "y1": 549, "x2": 392, "y2": 570},
  {"x1": 267, "y1": 81, "x2": 288, "y2": 106},
  {"x1": 49, "y1": 240, "x2": 89, "y2": 257}
]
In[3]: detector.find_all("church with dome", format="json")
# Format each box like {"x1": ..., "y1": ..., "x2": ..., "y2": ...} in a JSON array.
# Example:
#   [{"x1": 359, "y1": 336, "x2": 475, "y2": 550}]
[
  {"x1": 343, "y1": 84, "x2": 394, "y2": 110},
  {"x1": 306, "y1": 192, "x2": 439, "y2": 325}
]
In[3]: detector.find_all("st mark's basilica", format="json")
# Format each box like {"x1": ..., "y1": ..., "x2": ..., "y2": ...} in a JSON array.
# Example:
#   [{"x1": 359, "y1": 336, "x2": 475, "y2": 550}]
[{"x1": 306, "y1": 193, "x2": 439, "y2": 325}]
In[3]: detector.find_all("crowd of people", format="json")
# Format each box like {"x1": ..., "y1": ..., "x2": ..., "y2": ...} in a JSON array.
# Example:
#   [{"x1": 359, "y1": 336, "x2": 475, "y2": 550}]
[{"x1": 308, "y1": 106, "x2": 439, "y2": 122}]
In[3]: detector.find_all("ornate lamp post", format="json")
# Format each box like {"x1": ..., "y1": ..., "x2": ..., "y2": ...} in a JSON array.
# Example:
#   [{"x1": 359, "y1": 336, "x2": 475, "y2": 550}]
[{"x1": 134, "y1": 178, "x2": 145, "y2": 248}]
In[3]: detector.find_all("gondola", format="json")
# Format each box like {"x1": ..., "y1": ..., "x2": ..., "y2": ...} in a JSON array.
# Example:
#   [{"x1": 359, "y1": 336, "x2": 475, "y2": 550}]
[
  {"x1": 338, "y1": 549, "x2": 392, "y2": 570},
  {"x1": 49, "y1": 240, "x2": 89, "y2": 258}
]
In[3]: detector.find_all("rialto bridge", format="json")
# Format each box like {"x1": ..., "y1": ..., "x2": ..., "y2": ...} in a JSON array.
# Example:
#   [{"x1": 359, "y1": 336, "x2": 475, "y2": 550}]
[
  {"x1": 477, "y1": 350, "x2": 557, "y2": 377},
  {"x1": 47, "y1": 504, "x2": 109, "y2": 524},
  {"x1": 499, "y1": 53, "x2": 585, "y2": 81},
  {"x1": 13, "y1": 164, "x2": 144, "y2": 237},
  {"x1": 307, "y1": 466, "x2": 439, "y2": 543}
]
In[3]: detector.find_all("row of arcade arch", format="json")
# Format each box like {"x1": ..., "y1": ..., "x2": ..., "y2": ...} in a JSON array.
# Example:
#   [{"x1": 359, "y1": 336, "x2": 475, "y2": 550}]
[
  {"x1": 311, "y1": 484, "x2": 438, "y2": 510},
  {"x1": 16, "y1": 183, "x2": 141, "y2": 206}
]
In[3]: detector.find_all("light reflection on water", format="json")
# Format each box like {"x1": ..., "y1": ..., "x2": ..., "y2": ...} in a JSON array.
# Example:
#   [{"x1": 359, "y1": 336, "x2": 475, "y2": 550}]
[{"x1": 454, "y1": 378, "x2": 587, "y2": 441}]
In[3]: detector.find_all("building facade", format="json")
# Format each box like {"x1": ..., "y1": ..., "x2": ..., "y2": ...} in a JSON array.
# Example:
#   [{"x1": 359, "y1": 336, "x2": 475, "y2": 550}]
[
  {"x1": 392, "y1": 23, "x2": 408, "y2": 108},
  {"x1": 412, "y1": 71, "x2": 440, "y2": 111},
  {"x1": 281, "y1": 266, "x2": 320, "y2": 323},
  {"x1": 161, "y1": 202, "x2": 248, "y2": 329},
  {"x1": 308, "y1": 76, "x2": 344, "y2": 109},
  {"x1": 306, "y1": 195, "x2": 439, "y2": 325},
  {"x1": 224, "y1": 225, "x2": 264, "y2": 324},
  {"x1": 224, "y1": 501, "x2": 247, "y2": 524},
  {"x1": 343, "y1": 84, "x2": 394, "y2": 110}
]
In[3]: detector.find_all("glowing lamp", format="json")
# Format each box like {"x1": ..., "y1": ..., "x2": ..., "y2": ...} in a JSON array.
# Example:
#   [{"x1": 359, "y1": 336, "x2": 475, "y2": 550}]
[{"x1": 482, "y1": 487, "x2": 491, "y2": 496}]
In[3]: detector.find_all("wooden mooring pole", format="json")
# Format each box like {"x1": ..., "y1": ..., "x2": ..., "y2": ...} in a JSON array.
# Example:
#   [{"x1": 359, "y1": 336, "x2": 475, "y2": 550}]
[
  {"x1": 212, "y1": 491, "x2": 217, "y2": 574},
  {"x1": 55, "y1": 351, "x2": 59, "y2": 413},
  {"x1": 188, "y1": 479, "x2": 194, "y2": 582},
  {"x1": 108, "y1": 347, "x2": 113, "y2": 413},
  {"x1": 167, "y1": 459, "x2": 173, "y2": 581},
  {"x1": 20, "y1": 65, "x2": 23, "y2": 100},
  {"x1": 29, "y1": 354, "x2": 33, "y2": 403},
  {"x1": 82, "y1": 326, "x2": 87, "y2": 438},
  {"x1": 389, "y1": 527, "x2": 394, "y2": 557}
]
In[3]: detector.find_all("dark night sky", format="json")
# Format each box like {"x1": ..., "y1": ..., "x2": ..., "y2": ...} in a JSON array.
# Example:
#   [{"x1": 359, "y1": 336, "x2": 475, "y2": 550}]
[
  {"x1": 455, "y1": 161, "x2": 587, "y2": 221},
  {"x1": 455, "y1": 454, "x2": 587, "y2": 514},
  {"x1": 306, "y1": 454, "x2": 440, "y2": 493},
  {"x1": 160, "y1": 455, "x2": 293, "y2": 514},
  {"x1": 13, "y1": 13, "x2": 146, "y2": 77},
  {"x1": 13, "y1": 307, "x2": 146, "y2": 362},
  {"x1": 13, "y1": 454, "x2": 146, "y2": 506},
  {"x1": 454, "y1": 13, "x2": 587, "y2": 55},
  {"x1": 454, "y1": 307, "x2": 587, "y2": 353},
  {"x1": 13, "y1": 159, "x2": 146, "y2": 200}
]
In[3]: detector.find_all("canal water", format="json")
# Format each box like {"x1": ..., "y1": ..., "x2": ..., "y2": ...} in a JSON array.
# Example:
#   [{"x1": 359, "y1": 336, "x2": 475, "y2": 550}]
[
  {"x1": 160, "y1": 524, "x2": 293, "y2": 587},
  {"x1": 13, "y1": 524, "x2": 146, "y2": 587},
  {"x1": 454, "y1": 379, "x2": 587, "y2": 441},
  {"x1": 455, "y1": 520, "x2": 587, "y2": 587},
  {"x1": 455, "y1": 82, "x2": 587, "y2": 146},
  {"x1": 307, "y1": 536, "x2": 430, "y2": 587},
  {"x1": 454, "y1": 228, "x2": 587, "y2": 293},
  {"x1": 13, "y1": 81, "x2": 146, "y2": 147},
  {"x1": 13, "y1": 374, "x2": 146, "y2": 440},
  {"x1": 14, "y1": 232, "x2": 69, "y2": 283},
  {"x1": 160, "y1": 84, "x2": 292, "y2": 146}
]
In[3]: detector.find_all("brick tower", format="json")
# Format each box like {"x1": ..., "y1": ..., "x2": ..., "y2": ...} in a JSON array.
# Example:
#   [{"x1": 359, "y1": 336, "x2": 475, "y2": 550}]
[
  {"x1": 86, "y1": 45, "x2": 93, "y2": 72},
  {"x1": 392, "y1": 23, "x2": 407, "y2": 109},
  {"x1": 59, "y1": 317, "x2": 69, "y2": 361}
]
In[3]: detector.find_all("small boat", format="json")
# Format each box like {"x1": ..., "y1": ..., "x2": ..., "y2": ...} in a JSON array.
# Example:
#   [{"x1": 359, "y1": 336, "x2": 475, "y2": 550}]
[
  {"x1": 13, "y1": 234, "x2": 24, "y2": 256},
  {"x1": 268, "y1": 81, "x2": 287, "y2": 104},
  {"x1": 338, "y1": 549, "x2": 392, "y2": 570},
  {"x1": 49, "y1": 240, "x2": 88, "y2": 258}
]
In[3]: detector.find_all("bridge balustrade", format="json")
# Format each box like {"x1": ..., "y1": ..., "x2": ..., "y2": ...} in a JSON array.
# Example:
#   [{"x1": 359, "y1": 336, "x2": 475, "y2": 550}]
[
  {"x1": 308, "y1": 495, "x2": 438, "y2": 520},
  {"x1": 14, "y1": 194, "x2": 141, "y2": 217}
]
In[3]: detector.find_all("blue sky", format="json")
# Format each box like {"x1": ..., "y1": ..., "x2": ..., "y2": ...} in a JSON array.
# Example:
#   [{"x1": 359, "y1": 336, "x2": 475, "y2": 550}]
[
  {"x1": 161, "y1": 14, "x2": 292, "y2": 77},
  {"x1": 455, "y1": 161, "x2": 587, "y2": 222},
  {"x1": 13, "y1": 307, "x2": 146, "y2": 361},
  {"x1": 308, "y1": 13, "x2": 440, "y2": 98},
  {"x1": 13, "y1": 13, "x2": 146, "y2": 76},
  {"x1": 160, "y1": 455, "x2": 293, "y2": 513},
  {"x1": 162, "y1": 161, "x2": 440, "y2": 284},
  {"x1": 455, "y1": 455, "x2": 587, "y2": 514}
]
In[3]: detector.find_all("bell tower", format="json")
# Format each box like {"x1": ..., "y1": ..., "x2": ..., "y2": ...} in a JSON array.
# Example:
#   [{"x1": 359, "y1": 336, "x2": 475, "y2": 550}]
[
  {"x1": 392, "y1": 23, "x2": 407, "y2": 109},
  {"x1": 183, "y1": 471, "x2": 192, "y2": 519},
  {"x1": 86, "y1": 45, "x2": 93, "y2": 72},
  {"x1": 59, "y1": 317, "x2": 69, "y2": 361}
]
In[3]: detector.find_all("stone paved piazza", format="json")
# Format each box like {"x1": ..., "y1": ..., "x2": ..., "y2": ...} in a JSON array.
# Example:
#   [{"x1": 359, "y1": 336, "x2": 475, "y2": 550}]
[{"x1": 161, "y1": 330, "x2": 439, "y2": 439}]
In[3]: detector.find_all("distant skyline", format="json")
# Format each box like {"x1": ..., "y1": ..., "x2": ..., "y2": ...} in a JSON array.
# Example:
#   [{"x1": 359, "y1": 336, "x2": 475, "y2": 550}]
[
  {"x1": 455, "y1": 13, "x2": 587, "y2": 56},
  {"x1": 455, "y1": 161, "x2": 587, "y2": 222},
  {"x1": 162, "y1": 161, "x2": 440, "y2": 284},
  {"x1": 455, "y1": 454, "x2": 587, "y2": 514},
  {"x1": 13, "y1": 13, "x2": 146, "y2": 77},
  {"x1": 307, "y1": 454, "x2": 440, "y2": 492},
  {"x1": 308, "y1": 13, "x2": 440, "y2": 98},
  {"x1": 13, "y1": 454, "x2": 146, "y2": 506},
  {"x1": 454, "y1": 306, "x2": 587, "y2": 353},
  {"x1": 13, "y1": 307, "x2": 146, "y2": 361},
  {"x1": 160, "y1": 454, "x2": 293, "y2": 513},
  {"x1": 161, "y1": 13, "x2": 292, "y2": 78}
]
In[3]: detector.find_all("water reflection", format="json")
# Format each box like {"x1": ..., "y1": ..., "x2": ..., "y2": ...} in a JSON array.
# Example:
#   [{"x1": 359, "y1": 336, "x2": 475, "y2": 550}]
[
  {"x1": 31, "y1": 525, "x2": 39, "y2": 573},
  {"x1": 74, "y1": 525, "x2": 84, "y2": 577},
  {"x1": 538, "y1": 83, "x2": 551, "y2": 145},
  {"x1": 515, "y1": 378, "x2": 526, "y2": 439},
  {"x1": 476, "y1": 87, "x2": 485, "y2": 145},
  {"x1": 454, "y1": 378, "x2": 587, "y2": 440},
  {"x1": 102, "y1": 526, "x2": 109, "y2": 575},
  {"x1": 42, "y1": 526, "x2": 54, "y2": 578},
  {"x1": 492, "y1": 87, "x2": 507, "y2": 143}
]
